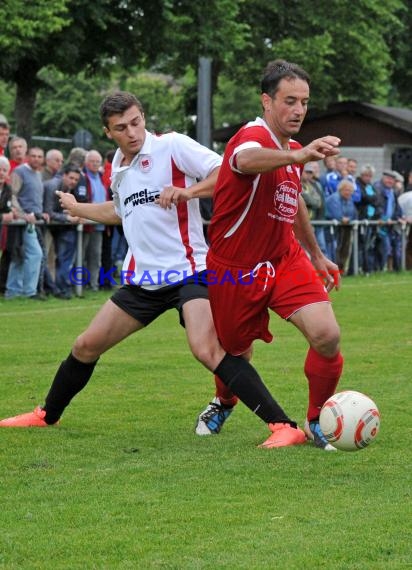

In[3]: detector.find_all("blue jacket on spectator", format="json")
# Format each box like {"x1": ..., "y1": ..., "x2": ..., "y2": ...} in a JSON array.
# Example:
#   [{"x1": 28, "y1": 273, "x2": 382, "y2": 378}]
[{"x1": 325, "y1": 191, "x2": 357, "y2": 221}]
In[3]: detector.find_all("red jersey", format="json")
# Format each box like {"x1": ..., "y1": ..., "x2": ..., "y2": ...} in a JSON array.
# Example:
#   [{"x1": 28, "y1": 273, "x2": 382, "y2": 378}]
[{"x1": 209, "y1": 117, "x2": 303, "y2": 267}]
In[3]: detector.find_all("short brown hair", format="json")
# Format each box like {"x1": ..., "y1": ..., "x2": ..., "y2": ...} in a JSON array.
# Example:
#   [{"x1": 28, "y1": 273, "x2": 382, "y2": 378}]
[
  {"x1": 261, "y1": 59, "x2": 310, "y2": 97},
  {"x1": 100, "y1": 91, "x2": 144, "y2": 128}
]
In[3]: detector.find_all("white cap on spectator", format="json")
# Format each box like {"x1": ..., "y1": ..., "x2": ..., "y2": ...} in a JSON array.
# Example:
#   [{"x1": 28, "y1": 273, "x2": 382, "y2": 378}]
[{"x1": 392, "y1": 170, "x2": 404, "y2": 183}]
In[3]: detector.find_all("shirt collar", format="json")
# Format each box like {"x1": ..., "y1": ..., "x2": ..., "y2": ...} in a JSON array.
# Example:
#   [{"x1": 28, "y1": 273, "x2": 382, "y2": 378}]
[{"x1": 112, "y1": 130, "x2": 152, "y2": 173}]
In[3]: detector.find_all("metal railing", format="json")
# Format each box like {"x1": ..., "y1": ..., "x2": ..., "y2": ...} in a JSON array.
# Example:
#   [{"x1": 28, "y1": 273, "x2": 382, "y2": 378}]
[
  {"x1": 2, "y1": 219, "x2": 410, "y2": 297},
  {"x1": 311, "y1": 219, "x2": 410, "y2": 274}
]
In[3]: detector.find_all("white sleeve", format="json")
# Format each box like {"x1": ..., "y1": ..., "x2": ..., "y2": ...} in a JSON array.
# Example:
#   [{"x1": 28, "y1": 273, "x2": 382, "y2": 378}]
[
  {"x1": 171, "y1": 132, "x2": 222, "y2": 180},
  {"x1": 229, "y1": 141, "x2": 262, "y2": 173}
]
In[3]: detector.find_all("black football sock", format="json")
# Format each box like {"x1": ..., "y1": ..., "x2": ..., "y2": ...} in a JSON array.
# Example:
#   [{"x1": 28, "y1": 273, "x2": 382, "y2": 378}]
[
  {"x1": 43, "y1": 352, "x2": 98, "y2": 424},
  {"x1": 214, "y1": 353, "x2": 295, "y2": 426}
]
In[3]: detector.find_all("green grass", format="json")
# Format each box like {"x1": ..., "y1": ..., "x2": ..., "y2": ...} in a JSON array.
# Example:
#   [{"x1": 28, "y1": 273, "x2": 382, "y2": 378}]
[{"x1": 0, "y1": 274, "x2": 411, "y2": 569}]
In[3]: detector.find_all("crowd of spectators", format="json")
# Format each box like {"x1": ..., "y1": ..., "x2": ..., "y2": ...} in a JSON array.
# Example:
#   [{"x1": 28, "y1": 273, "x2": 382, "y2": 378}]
[
  {"x1": 301, "y1": 156, "x2": 412, "y2": 275},
  {"x1": 0, "y1": 116, "x2": 127, "y2": 300},
  {"x1": 1, "y1": 113, "x2": 412, "y2": 299}
]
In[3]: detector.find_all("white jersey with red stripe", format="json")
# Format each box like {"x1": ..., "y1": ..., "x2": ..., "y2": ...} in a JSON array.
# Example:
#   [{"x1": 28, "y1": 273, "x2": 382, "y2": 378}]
[{"x1": 111, "y1": 130, "x2": 222, "y2": 290}]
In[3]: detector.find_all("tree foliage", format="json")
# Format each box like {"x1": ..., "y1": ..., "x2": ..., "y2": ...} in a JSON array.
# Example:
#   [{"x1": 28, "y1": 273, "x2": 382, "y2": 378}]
[
  {"x1": 0, "y1": 0, "x2": 167, "y2": 140},
  {"x1": 0, "y1": 0, "x2": 411, "y2": 142}
]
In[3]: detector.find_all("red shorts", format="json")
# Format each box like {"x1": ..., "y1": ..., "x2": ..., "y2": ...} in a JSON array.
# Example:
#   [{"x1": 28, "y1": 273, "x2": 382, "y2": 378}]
[{"x1": 207, "y1": 241, "x2": 330, "y2": 355}]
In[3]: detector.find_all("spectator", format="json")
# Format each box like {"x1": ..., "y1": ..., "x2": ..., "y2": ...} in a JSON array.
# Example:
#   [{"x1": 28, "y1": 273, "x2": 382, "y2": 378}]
[
  {"x1": 397, "y1": 180, "x2": 412, "y2": 269},
  {"x1": 0, "y1": 137, "x2": 29, "y2": 292},
  {"x1": 301, "y1": 162, "x2": 327, "y2": 255},
  {"x1": 42, "y1": 149, "x2": 64, "y2": 182},
  {"x1": 8, "y1": 136, "x2": 28, "y2": 171},
  {"x1": 325, "y1": 178, "x2": 357, "y2": 274},
  {"x1": 0, "y1": 119, "x2": 10, "y2": 157},
  {"x1": 101, "y1": 149, "x2": 115, "y2": 190},
  {"x1": 104, "y1": 150, "x2": 127, "y2": 272},
  {"x1": 405, "y1": 169, "x2": 412, "y2": 193},
  {"x1": 347, "y1": 158, "x2": 358, "y2": 180},
  {"x1": 44, "y1": 164, "x2": 82, "y2": 299},
  {"x1": 40, "y1": 149, "x2": 65, "y2": 294},
  {"x1": 319, "y1": 156, "x2": 336, "y2": 191},
  {"x1": 83, "y1": 149, "x2": 109, "y2": 291},
  {"x1": 66, "y1": 147, "x2": 88, "y2": 203},
  {"x1": 324, "y1": 155, "x2": 348, "y2": 197},
  {"x1": 67, "y1": 147, "x2": 87, "y2": 169},
  {"x1": 374, "y1": 170, "x2": 404, "y2": 271},
  {"x1": 354, "y1": 164, "x2": 378, "y2": 274},
  {"x1": 100, "y1": 149, "x2": 116, "y2": 290},
  {"x1": 0, "y1": 154, "x2": 13, "y2": 294},
  {"x1": 5, "y1": 147, "x2": 49, "y2": 299},
  {"x1": 392, "y1": 171, "x2": 404, "y2": 197},
  {"x1": 0, "y1": 153, "x2": 13, "y2": 284},
  {"x1": 0, "y1": 155, "x2": 14, "y2": 231}
]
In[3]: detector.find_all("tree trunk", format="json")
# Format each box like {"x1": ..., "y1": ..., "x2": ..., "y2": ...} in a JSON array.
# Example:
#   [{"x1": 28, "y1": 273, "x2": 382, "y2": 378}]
[{"x1": 14, "y1": 59, "x2": 41, "y2": 144}]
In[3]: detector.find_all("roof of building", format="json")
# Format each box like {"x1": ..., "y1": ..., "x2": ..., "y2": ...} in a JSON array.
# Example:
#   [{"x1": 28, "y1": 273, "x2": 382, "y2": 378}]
[{"x1": 213, "y1": 101, "x2": 412, "y2": 143}]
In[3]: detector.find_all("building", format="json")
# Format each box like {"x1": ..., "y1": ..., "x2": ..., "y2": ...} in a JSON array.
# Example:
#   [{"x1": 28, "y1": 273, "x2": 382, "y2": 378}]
[{"x1": 213, "y1": 101, "x2": 412, "y2": 179}]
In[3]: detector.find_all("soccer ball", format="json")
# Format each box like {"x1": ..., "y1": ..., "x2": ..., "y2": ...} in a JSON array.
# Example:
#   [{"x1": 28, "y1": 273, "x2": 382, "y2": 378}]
[{"x1": 319, "y1": 391, "x2": 380, "y2": 451}]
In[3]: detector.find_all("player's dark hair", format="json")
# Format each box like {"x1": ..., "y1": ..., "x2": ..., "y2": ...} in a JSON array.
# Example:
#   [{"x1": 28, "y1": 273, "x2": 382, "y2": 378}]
[
  {"x1": 100, "y1": 91, "x2": 145, "y2": 127},
  {"x1": 261, "y1": 59, "x2": 310, "y2": 97}
]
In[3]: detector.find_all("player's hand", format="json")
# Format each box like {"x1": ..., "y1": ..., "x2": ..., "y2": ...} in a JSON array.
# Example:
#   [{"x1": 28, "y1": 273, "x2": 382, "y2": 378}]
[
  {"x1": 311, "y1": 253, "x2": 342, "y2": 292},
  {"x1": 56, "y1": 190, "x2": 78, "y2": 216},
  {"x1": 297, "y1": 136, "x2": 341, "y2": 164},
  {"x1": 156, "y1": 186, "x2": 190, "y2": 209}
]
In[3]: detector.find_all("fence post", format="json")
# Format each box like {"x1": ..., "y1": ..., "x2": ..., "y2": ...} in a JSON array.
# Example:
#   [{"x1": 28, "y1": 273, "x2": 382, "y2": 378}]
[
  {"x1": 75, "y1": 224, "x2": 84, "y2": 297},
  {"x1": 401, "y1": 222, "x2": 407, "y2": 271},
  {"x1": 352, "y1": 221, "x2": 359, "y2": 275}
]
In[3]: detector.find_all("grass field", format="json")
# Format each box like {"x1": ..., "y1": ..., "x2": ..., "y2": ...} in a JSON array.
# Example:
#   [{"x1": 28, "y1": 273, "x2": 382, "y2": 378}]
[{"x1": 0, "y1": 273, "x2": 411, "y2": 569}]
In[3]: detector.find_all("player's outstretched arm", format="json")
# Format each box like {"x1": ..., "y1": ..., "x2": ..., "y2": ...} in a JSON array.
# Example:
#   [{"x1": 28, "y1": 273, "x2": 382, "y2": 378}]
[
  {"x1": 235, "y1": 136, "x2": 341, "y2": 175},
  {"x1": 56, "y1": 191, "x2": 121, "y2": 225}
]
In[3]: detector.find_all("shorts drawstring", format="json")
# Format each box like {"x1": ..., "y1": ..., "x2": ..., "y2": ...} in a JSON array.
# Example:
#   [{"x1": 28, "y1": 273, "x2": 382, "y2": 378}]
[{"x1": 241, "y1": 261, "x2": 276, "y2": 291}]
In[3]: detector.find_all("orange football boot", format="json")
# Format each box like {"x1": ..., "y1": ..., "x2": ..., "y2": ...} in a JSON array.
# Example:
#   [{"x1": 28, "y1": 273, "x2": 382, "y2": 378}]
[
  {"x1": 0, "y1": 406, "x2": 58, "y2": 427},
  {"x1": 259, "y1": 422, "x2": 306, "y2": 449}
]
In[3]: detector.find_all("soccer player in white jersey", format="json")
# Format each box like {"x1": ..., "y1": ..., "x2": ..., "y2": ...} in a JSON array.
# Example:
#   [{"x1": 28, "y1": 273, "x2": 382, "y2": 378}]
[{"x1": 0, "y1": 91, "x2": 311, "y2": 449}]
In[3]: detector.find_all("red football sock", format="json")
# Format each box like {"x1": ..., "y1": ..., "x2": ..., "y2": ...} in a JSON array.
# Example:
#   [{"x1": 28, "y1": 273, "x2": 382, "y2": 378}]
[
  {"x1": 214, "y1": 375, "x2": 238, "y2": 408},
  {"x1": 304, "y1": 348, "x2": 343, "y2": 421}
]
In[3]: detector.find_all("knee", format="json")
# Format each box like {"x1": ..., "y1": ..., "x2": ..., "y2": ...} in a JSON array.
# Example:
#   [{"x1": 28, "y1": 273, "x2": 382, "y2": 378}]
[
  {"x1": 72, "y1": 332, "x2": 101, "y2": 362},
  {"x1": 191, "y1": 341, "x2": 225, "y2": 372},
  {"x1": 310, "y1": 323, "x2": 341, "y2": 357}
]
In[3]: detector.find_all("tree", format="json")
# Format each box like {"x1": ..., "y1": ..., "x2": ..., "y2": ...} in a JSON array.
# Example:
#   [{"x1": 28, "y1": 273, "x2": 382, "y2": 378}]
[
  {"x1": 0, "y1": 0, "x2": 167, "y2": 141},
  {"x1": 159, "y1": 0, "x2": 408, "y2": 129},
  {"x1": 33, "y1": 67, "x2": 112, "y2": 152},
  {"x1": 31, "y1": 66, "x2": 190, "y2": 153},
  {"x1": 1, "y1": 0, "x2": 410, "y2": 144},
  {"x1": 231, "y1": 0, "x2": 406, "y2": 108},
  {"x1": 159, "y1": 0, "x2": 252, "y2": 121}
]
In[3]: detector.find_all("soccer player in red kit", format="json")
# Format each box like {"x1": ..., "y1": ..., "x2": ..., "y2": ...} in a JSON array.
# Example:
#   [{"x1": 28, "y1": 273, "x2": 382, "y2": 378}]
[{"x1": 206, "y1": 60, "x2": 344, "y2": 450}]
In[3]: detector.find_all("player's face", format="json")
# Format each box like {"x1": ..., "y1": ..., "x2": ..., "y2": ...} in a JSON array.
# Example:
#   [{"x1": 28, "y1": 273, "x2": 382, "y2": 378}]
[
  {"x1": 104, "y1": 105, "x2": 146, "y2": 164},
  {"x1": 262, "y1": 78, "x2": 309, "y2": 145}
]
